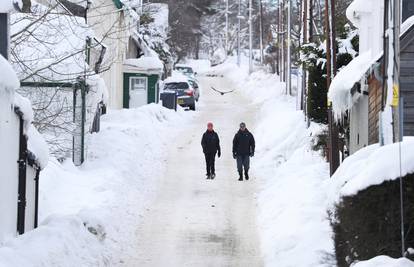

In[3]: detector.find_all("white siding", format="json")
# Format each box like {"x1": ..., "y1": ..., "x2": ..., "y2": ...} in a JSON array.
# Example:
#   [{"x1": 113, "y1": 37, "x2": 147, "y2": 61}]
[{"x1": 0, "y1": 95, "x2": 20, "y2": 241}]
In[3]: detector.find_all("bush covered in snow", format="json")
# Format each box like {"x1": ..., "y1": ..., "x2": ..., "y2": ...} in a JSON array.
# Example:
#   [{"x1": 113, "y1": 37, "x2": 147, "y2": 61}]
[
  {"x1": 299, "y1": 28, "x2": 358, "y2": 124},
  {"x1": 332, "y1": 174, "x2": 414, "y2": 266}
]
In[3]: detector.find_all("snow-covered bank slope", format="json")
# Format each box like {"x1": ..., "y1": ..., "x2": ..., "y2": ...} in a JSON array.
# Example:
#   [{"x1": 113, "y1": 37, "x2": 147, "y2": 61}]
[
  {"x1": 352, "y1": 255, "x2": 414, "y2": 267},
  {"x1": 0, "y1": 104, "x2": 190, "y2": 266},
  {"x1": 208, "y1": 63, "x2": 334, "y2": 266}
]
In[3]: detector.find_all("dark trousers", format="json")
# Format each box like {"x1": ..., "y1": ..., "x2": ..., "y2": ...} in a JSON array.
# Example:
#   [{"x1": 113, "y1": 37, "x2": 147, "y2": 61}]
[
  {"x1": 236, "y1": 155, "x2": 250, "y2": 173},
  {"x1": 204, "y1": 152, "x2": 216, "y2": 175}
]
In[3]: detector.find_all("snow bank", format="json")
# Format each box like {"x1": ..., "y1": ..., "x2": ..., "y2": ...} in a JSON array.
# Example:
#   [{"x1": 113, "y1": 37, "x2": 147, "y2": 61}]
[
  {"x1": 328, "y1": 137, "x2": 414, "y2": 201},
  {"x1": 328, "y1": 51, "x2": 379, "y2": 118},
  {"x1": 352, "y1": 256, "x2": 414, "y2": 267},
  {"x1": 0, "y1": 104, "x2": 191, "y2": 265},
  {"x1": 212, "y1": 61, "x2": 333, "y2": 266}
]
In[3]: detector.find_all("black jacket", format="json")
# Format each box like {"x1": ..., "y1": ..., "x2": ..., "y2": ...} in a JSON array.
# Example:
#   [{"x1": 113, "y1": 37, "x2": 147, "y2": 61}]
[
  {"x1": 201, "y1": 130, "x2": 221, "y2": 154},
  {"x1": 233, "y1": 129, "x2": 255, "y2": 156}
]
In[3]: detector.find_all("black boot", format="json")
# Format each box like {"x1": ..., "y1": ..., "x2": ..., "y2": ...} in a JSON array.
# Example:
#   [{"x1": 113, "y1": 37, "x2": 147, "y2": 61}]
[
  {"x1": 245, "y1": 169, "x2": 249, "y2": 180},
  {"x1": 238, "y1": 171, "x2": 243, "y2": 181}
]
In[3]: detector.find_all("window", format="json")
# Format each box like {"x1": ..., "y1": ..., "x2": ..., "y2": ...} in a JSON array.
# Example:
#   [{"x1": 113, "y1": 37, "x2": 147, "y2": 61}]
[{"x1": 130, "y1": 77, "x2": 147, "y2": 91}]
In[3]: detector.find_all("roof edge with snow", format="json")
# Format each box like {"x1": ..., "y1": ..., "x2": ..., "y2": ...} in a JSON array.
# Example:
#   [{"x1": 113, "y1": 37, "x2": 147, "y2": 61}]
[{"x1": 328, "y1": 51, "x2": 381, "y2": 117}]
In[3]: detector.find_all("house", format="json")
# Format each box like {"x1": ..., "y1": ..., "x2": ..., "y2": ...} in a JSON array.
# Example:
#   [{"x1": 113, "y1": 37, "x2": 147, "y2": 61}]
[
  {"x1": 87, "y1": 0, "x2": 167, "y2": 109},
  {"x1": 328, "y1": 0, "x2": 414, "y2": 155}
]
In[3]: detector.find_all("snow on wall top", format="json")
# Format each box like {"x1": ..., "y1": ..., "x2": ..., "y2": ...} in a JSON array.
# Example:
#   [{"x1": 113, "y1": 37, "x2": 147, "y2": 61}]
[
  {"x1": 328, "y1": 51, "x2": 379, "y2": 117},
  {"x1": 14, "y1": 94, "x2": 49, "y2": 169},
  {"x1": 328, "y1": 137, "x2": 414, "y2": 203},
  {"x1": 0, "y1": 55, "x2": 20, "y2": 93}
]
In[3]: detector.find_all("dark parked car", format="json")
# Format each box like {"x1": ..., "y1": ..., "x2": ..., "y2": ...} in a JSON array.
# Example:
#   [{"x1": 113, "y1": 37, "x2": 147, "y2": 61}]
[{"x1": 163, "y1": 74, "x2": 197, "y2": 110}]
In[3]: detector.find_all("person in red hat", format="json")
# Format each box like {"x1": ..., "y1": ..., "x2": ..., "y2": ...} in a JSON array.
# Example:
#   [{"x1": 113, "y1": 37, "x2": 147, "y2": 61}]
[{"x1": 201, "y1": 122, "x2": 221, "y2": 179}]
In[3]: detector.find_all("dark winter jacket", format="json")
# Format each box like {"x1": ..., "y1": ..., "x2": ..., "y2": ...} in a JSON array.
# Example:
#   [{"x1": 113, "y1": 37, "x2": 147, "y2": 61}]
[
  {"x1": 233, "y1": 129, "x2": 255, "y2": 156},
  {"x1": 201, "y1": 130, "x2": 221, "y2": 154}
]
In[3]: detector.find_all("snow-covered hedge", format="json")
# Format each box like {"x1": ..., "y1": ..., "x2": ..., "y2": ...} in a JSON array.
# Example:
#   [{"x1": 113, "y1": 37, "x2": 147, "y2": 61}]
[{"x1": 329, "y1": 138, "x2": 414, "y2": 266}]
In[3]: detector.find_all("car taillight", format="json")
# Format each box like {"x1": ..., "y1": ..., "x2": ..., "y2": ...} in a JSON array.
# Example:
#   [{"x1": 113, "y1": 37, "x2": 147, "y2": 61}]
[{"x1": 185, "y1": 89, "x2": 194, "y2": 96}]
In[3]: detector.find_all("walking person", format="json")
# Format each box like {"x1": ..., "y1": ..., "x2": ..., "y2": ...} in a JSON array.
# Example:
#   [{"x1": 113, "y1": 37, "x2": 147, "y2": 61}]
[
  {"x1": 232, "y1": 122, "x2": 255, "y2": 181},
  {"x1": 201, "y1": 122, "x2": 221, "y2": 179}
]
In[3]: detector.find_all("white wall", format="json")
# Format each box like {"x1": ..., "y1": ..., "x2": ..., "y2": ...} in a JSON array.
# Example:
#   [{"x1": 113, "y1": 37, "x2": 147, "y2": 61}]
[
  {"x1": 0, "y1": 93, "x2": 20, "y2": 241},
  {"x1": 349, "y1": 94, "x2": 369, "y2": 154},
  {"x1": 88, "y1": 0, "x2": 134, "y2": 109},
  {"x1": 25, "y1": 167, "x2": 37, "y2": 232}
]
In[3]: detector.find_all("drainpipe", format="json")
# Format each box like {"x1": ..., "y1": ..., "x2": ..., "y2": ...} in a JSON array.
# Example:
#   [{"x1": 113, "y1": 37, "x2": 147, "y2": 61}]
[{"x1": 16, "y1": 110, "x2": 27, "y2": 235}]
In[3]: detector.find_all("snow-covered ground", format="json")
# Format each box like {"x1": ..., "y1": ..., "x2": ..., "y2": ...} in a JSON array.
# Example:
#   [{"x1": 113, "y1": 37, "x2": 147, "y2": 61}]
[
  {"x1": 2, "y1": 57, "x2": 412, "y2": 266},
  {"x1": 209, "y1": 62, "x2": 334, "y2": 266},
  {"x1": 0, "y1": 104, "x2": 191, "y2": 266}
]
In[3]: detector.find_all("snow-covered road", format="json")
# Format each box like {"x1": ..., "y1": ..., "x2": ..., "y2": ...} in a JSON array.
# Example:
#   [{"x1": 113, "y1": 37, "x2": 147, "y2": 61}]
[{"x1": 129, "y1": 75, "x2": 264, "y2": 266}]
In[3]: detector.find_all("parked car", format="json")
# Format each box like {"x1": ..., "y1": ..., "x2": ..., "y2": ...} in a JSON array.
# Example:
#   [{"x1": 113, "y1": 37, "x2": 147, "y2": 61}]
[
  {"x1": 174, "y1": 64, "x2": 196, "y2": 79},
  {"x1": 187, "y1": 78, "x2": 200, "y2": 102},
  {"x1": 163, "y1": 73, "x2": 196, "y2": 111}
]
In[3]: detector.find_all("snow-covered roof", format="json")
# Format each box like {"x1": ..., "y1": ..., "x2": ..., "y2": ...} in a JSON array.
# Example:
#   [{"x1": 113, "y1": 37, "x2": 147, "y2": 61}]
[
  {"x1": 164, "y1": 72, "x2": 190, "y2": 84},
  {"x1": 123, "y1": 56, "x2": 163, "y2": 73},
  {"x1": 346, "y1": 0, "x2": 372, "y2": 28},
  {"x1": 328, "y1": 51, "x2": 380, "y2": 117},
  {"x1": 10, "y1": 8, "x2": 93, "y2": 82},
  {"x1": 0, "y1": 55, "x2": 20, "y2": 93},
  {"x1": 0, "y1": 0, "x2": 21, "y2": 12},
  {"x1": 328, "y1": 137, "x2": 414, "y2": 202},
  {"x1": 401, "y1": 15, "x2": 414, "y2": 37}
]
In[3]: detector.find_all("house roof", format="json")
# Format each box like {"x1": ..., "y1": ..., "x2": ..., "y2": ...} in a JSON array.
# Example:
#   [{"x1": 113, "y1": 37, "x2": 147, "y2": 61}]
[
  {"x1": 328, "y1": 51, "x2": 381, "y2": 118},
  {"x1": 123, "y1": 57, "x2": 164, "y2": 73},
  {"x1": 328, "y1": 15, "x2": 414, "y2": 118}
]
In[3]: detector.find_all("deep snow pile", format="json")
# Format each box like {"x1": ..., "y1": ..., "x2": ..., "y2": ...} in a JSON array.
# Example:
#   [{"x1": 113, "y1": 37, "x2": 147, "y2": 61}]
[
  {"x1": 328, "y1": 137, "x2": 414, "y2": 201},
  {"x1": 0, "y1": 104, "x2": 191, "y2": 266},
  {"x1": 352, "y1": 256, "x2": 414, "y2": 267},
  {"x1": 208, "y1": 62, "x2": 334, "y2": 266}
]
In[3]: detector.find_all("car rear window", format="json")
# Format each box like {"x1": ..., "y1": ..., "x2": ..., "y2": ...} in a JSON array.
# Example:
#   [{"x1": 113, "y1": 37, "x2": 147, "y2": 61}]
[
  {"x1": 164, "y1": 82, "x2": 189, "y2": 90},
  {"x1": 176, "y1": 67, "x2": 194, "y2": 74}
]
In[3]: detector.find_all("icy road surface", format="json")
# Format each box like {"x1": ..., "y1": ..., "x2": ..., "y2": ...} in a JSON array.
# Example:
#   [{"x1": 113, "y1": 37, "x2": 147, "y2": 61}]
[{"x1": 130, "y1": 75, "x2": 263, "y2": 266}]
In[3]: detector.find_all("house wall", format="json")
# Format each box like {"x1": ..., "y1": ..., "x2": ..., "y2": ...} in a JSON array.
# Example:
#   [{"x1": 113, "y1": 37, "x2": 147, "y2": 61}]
[
  {"x1": 0, "y1": 95, "x2": 20, "y2": 241},
  {"x1": 349, "y1": 94, "x2": 369, "y2": 154},
  {"x1": 368, "y1": 75, "x2": 383, "y2": 144},
  {"x1": 400, "y1": 28, "x2": 414, "y2": 136},
  {"x1": 88, "y1": 0, "x2": 134, "y2": 109}
]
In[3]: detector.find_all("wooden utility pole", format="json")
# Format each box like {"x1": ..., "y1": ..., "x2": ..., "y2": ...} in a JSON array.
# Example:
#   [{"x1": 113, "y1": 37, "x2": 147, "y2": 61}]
[
  {"x1": 325, "y1": 0, "x2": 340, "y2": 176},
  {"x1": 287, "y1": 0, "x2": 292, "y2": 95},
  {"x1": 259, "y1": 0, "x2": 264, "y2": 64}
]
